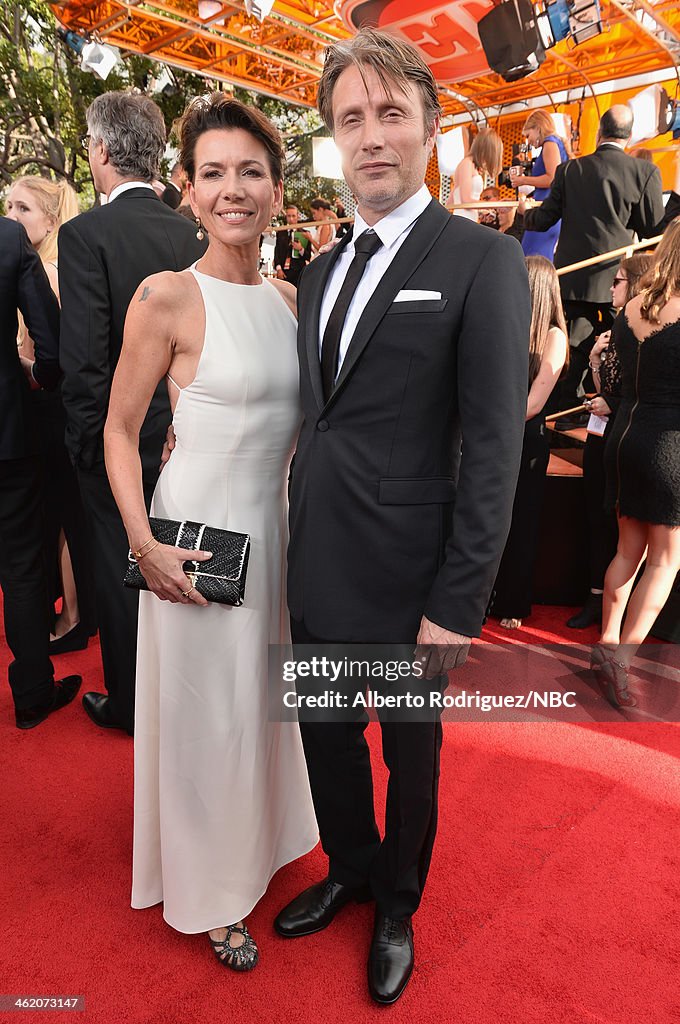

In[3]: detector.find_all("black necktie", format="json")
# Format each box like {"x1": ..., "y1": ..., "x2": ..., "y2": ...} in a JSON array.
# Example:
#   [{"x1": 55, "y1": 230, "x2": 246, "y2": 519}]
[{"x1": 321, "y1": 229, "x2": 383, "y2": 401}]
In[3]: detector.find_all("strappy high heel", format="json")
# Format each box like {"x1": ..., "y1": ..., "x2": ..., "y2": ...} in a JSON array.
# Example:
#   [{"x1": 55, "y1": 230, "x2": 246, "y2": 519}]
[
  {"x1": 209, "y1": 922, "x2": 259, "y2": 972},
  {"x1": 590, "y1": 644, "x2": 637, "y2": 709}
]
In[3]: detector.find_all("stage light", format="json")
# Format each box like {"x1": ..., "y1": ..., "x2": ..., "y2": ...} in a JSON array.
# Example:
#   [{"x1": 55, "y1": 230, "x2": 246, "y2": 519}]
[
  {"x1": 198, "y1": 0, "x2": 223, "y2": 18},
  {"x1": 628, "y1": 84, "x2": 680, "y2": 145},
  {"x1": 244, "y1": 0, "x2": 275, "y2": 20},
  {"x1": 435, "y1": 128, "x2": 466, "y2": 177},
  {"x1": 478, "y1": 0, "x2": 546, "y2": 82},
  {"x1": 312, "y1": 138, "x2": 344, "y2": 179},
  {"x1": 57, "y1": 27, "x2": 85, "y2": 55},
  {"x1": 567, "y1": 0, "x2": 602, "y2": 45},
  {"x1": 80, "y1": 41, "x2": 119, "y2": 80},
  {"x1": 547, "y1": 0, "x2": 570, "y2": 41}
]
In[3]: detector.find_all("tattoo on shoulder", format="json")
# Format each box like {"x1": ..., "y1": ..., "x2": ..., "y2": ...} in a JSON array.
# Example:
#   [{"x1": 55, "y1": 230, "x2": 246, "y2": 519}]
[{"x1": 139, "y1": 286, "x2": 152, "y2": 302}]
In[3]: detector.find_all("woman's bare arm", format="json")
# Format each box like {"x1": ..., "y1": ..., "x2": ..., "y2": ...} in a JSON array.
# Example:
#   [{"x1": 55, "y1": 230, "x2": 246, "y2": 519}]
[
  {"x1": 104, "y1": 273, "x2": 210, "y2": 605},
  {"x1": 527, "y1": 326, "x2": 568, "y2": 420}
]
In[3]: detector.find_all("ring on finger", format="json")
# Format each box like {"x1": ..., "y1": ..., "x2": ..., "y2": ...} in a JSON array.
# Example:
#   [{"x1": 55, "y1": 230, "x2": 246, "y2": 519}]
[{"x1": 181, "y1": 586, "x2": 195, "y2": 598}]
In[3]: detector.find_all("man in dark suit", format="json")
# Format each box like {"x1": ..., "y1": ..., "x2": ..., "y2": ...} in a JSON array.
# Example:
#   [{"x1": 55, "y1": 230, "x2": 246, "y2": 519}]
[
  {"x1": 59, "y1": 92, "x2": 206, "y2": 735},
  {"x1": 274, "y1": 204, "x2": 312, "y2": 286},
  {"x1": 522, "y1": 105, "x2": 664, "y2": 407},
  {"x1": 160, "y1": 162, "x2": 185, "y2": 210},
  {"x1": 274, "y1": 29, "x2": 530, "y2": 1004},
  {"x1": 0, "y1": 218, "x2": 81, "y2": 728}
]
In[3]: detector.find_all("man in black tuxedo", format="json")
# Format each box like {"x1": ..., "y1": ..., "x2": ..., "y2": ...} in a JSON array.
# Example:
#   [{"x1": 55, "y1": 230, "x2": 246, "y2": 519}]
[
  {"x1": 274, "y1": 204, "x2": 312, "y2": 286},
  {"x1": 274, "y1": 29, "x2": 531, "y2": 1004},
  {"x1": 522, "y1": 105, "x2": 664, "y2": 406},
  {"x1": 59, "y1": 92, "x2": 206, "y2": 735},
  {"x1": 160, "y1": 162, "x2": 185, "y2": 210},
  {"x1": 0, "y1": 218, "x2": 81, "y2": 728}
]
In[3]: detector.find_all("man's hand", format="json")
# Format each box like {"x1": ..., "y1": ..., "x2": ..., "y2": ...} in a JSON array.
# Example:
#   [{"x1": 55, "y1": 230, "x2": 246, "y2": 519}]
[
  {"x1": 275, "y1": 266, "x2": 286, "y2": 280},
  {"x1": 160, "y1": 422, "x2": 176, "y2": 472},
  {"x1": 19, "y1": 355, "x2": 40, "y2": 390},
  {"x1": 414, "y1": 616, "x2": 471, "y2": 680}
]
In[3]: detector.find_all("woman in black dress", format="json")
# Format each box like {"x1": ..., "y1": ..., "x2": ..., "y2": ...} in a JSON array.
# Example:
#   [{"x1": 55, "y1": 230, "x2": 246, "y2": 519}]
[
  {"x1": 567, "y1": 253, "x2": 653, "y2": 629},
  {"x1": 493, "y1": 256, "x2": 569, "y2": 628},
  {"x1": 594, "y1": 220, "x2": 680, "y2": 707}
]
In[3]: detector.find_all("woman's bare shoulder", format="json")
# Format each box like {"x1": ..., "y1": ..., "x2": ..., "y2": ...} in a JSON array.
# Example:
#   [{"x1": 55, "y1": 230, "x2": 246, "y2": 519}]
[
  {"x1": 130, "y1": 269, "x2": 198, "y2": 311},
  {"x1": 268, "y1": 277, "x2": 298, "y2": 318}
]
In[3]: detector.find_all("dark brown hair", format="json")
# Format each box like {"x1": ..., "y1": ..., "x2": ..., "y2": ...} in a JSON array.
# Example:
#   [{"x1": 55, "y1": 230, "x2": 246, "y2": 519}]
[
  {"x1": 526, "y1": 255, "x2": 569, "y2": 384},
  {"x1": 618, "y1": 253, "x2": 654, "y2": 305},
  {"x1": 177, "y1": 94, "x2": 285, "y2": 184},
  {"x1": 317, "y1": 28, "x2": 442, "y2": 136}
]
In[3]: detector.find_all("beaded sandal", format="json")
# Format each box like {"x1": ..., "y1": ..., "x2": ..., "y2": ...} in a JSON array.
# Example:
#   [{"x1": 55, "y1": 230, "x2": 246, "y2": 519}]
[{"x1": 209, "y1": 922, "x2": 259, "y2": 972}]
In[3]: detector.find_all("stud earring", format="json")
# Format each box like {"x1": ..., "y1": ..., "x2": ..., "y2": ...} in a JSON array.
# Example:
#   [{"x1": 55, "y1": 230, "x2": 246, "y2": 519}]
[{"x1": 195, "y1": 217, "x2": 205, "y2": 241}]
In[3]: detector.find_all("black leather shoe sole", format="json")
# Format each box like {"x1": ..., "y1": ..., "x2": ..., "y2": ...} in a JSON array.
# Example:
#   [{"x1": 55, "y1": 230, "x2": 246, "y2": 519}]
[{"x1": 274, "y1": 884, "x2": 372, "y2": 938}]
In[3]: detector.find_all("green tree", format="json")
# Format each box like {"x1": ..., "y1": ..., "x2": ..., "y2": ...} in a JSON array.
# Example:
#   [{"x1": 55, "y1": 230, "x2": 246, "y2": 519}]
[{"x1": 0, "y1": 0, "x2": 332, "y2": 210}]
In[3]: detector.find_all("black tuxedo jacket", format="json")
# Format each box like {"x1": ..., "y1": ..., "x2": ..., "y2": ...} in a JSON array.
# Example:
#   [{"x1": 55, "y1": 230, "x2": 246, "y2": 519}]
[
  {"x1": 58, "y1": 187, "x2": 206, "y2": 474},
  {"x1": 524, "y1": 144, "x2": 664, "y2": 303},
  {"x1": 0, "y1": 219, "x2": 60, "y2": 461},
  {"x1": 287, "y1": 198, "x2": 531, "y2": 642},
  {"x1": 274, "y1": 228, "x2": 311, "y2": 286},
  {"x1": 161, "y1": 182, "x2": 182, "y2": 210}
]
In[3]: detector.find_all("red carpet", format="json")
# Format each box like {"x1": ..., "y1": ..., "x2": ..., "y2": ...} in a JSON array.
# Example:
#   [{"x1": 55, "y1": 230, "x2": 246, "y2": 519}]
[{"x1": 1, "y1": 605, "x2": 679, "y2": 1024}]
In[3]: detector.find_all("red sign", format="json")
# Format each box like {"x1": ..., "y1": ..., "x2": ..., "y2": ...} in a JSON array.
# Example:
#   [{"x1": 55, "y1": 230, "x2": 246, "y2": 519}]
[{"x1": 339, "y1": 0, "x2": 495, "y2": 82}]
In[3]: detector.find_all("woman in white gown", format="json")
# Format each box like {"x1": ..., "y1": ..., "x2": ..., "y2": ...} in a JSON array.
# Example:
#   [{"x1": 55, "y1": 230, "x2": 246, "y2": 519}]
[
  {"x1": 447, "y1": 127, "x2": 503, "y2": 222},
  {"x1": 104, "y1": 95, "x2": 318, "y2": 971}
]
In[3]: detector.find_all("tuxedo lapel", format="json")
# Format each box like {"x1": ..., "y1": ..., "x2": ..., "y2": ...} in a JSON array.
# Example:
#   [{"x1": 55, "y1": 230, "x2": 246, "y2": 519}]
[
  {"x1": 304, "y1": 231, "x2": 353, "y2": 411},
  {"x1": 327, "y1": 200, "x2": 450, "y2": 407}
]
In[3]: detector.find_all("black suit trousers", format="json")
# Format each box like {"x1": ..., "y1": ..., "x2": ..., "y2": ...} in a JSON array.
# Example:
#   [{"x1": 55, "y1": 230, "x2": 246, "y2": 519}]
[
  {"x1": 77, "y1": 467, "x2": 156, "y2": 731},
  {"x1": 0, "y1": 456, "x2": 54, "y2": 709},
  {"x1": 291, "y1": 617, "x2": 443, "y2": 921},
  {"x1": 559, "y1": 300, "x2": 615, "y2": 408}
]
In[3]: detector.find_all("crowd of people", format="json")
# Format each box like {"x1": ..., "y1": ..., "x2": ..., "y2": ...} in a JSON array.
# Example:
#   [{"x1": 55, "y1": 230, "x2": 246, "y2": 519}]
[{"x1": 2, "y1": 23, "x2": 680, "y2": 1007}]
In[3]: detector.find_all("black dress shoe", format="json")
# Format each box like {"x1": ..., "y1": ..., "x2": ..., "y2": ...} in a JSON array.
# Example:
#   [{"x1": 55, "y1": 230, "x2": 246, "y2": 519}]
[
  {"x1": 49, "y1": 621, "x2": 91, "y2": 655},
  {"x1": 15, "y1": 675, "x2": 82, "y2": 730},
  {"x1": 274, "y1": 876, "x2": 372, "y2": 938},
  {"x1": 82, "y1": 692, "x2": 133, "y2": 735},
  {"x1": 368, "y1": 912, "x2": 414, "y2": 1005},
  {"x1": 567, "y1": 592, "x2": 603, "y2": 629}
]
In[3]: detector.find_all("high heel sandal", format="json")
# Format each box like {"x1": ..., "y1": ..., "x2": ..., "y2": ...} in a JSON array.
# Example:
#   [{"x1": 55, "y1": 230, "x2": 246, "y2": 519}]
[
  {"x1": 590, "y1": 644, "x2": 637, "y2": 709},
  {"x1": 209, "y1": 922, "x2": 259, "y2": 972}
]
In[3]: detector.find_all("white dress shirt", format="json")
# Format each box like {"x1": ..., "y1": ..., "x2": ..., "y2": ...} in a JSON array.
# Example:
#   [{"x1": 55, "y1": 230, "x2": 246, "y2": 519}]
[
  {"x1": 318, "y1": 185, "x2": 432, "y2": 375},
  {"x1": 107, "y1": 181, "x2": 156, "y2": 203}
]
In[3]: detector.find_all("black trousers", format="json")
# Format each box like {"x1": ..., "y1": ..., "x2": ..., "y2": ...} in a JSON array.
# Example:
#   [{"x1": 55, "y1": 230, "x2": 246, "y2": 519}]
[
  {"x1": 0, "y1": 456, "x2": 54, "y2": 710},
  {"x1": 559, "y1": 300, "x2": 615, "y2": 409},
  {"x1": 77, "y1": 467, "x2": 156, "y2": 732},
  {"x1": 291, "y1": 618, "x2": 443, "y2": 921}
]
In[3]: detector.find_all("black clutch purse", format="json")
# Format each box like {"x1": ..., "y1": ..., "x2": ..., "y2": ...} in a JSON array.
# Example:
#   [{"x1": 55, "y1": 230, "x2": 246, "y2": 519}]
[{"x1": 123, "y1": 518, "x2": 250, "y2": 606}]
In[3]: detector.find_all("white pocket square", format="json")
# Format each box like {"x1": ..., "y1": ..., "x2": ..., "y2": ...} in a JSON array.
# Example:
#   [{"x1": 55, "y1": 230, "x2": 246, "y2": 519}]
[{"x1": 394, "y1": 289, "x2": 442, "y2": 301}]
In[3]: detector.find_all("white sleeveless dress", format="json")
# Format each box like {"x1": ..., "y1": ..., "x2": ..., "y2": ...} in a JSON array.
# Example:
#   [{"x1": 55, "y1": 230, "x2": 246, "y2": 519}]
[
  {"x1": 131, "y1": 266, "x2": 318, "y2": 934},
  {"x1": 452, "y1": 171, "x2": 484, "y2": 221}
]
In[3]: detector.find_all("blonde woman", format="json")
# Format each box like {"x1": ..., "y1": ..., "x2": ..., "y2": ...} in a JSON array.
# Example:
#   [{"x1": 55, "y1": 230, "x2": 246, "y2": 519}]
[
  {"x1": 448, "y1": 127, "x2": 503, "y2": 222},
  {"x1": 5, "y1": 176, "x2": 95, "y2": 653},
  {"x1": 509, "y1": 110, "x2": 568, "y2": 260},
  {"x1": 594, "y1": 219, "x2": 680, "y2": 707}
]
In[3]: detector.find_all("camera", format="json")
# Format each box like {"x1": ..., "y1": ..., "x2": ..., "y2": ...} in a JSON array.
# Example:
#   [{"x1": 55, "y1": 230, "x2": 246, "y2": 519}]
[{"x1": 499, "y1": 142, "x2": 534, "y2": 188}]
